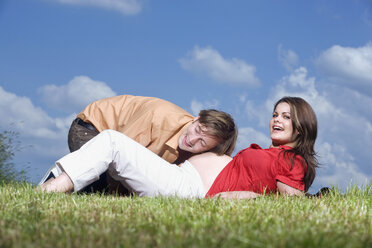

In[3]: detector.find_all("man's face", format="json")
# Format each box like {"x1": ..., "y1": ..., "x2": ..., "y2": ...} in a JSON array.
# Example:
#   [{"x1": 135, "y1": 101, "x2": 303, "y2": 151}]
[{"x1": 178, "y1": 117, "x2": 221, "y2": 154}]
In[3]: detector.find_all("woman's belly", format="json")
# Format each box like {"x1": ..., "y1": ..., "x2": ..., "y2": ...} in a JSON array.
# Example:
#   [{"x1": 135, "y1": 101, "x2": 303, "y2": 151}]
[{"x1": 187, "y1": 152, "x2": 232, "y2": 193}]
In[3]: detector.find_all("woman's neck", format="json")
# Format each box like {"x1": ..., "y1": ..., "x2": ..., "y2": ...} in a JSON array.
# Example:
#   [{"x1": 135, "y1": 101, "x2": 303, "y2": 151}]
[{"x1": 270, "y1": 142, "x2": 296, "y2": 148}]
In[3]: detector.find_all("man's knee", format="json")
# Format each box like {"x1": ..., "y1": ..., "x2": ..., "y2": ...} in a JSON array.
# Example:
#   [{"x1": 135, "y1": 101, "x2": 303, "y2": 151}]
[{"x1": 68, "y1": 120, "x2": 99, "y2": 152}]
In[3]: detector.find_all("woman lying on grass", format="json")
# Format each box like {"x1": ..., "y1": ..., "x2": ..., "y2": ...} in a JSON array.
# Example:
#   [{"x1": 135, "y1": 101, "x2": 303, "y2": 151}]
[{"x1": 40, "y1": 96, "x2": 318, "y2": 199}]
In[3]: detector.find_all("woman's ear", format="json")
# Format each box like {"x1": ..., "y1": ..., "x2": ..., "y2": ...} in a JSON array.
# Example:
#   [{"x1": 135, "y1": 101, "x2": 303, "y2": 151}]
[{"x1": 293, "y1": 129, "x2": 300, "y2": 141}]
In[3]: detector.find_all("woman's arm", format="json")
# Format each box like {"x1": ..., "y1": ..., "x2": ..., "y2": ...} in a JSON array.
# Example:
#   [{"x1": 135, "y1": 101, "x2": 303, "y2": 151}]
[
  {"x1": 277, "y1": 181, "x2": 304, "y2": 196},
  {"x1": 212, "y1": 182, "x2": 304, "y2": 199},
  {"x1": 211, "y1": 191, "x2": 261, "y2": 199}
]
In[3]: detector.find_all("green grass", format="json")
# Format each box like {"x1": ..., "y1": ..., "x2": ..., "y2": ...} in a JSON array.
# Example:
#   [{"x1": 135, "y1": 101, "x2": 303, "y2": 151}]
[{"x1": 0, "y1": 183, "x2": 371, "y2": 248}]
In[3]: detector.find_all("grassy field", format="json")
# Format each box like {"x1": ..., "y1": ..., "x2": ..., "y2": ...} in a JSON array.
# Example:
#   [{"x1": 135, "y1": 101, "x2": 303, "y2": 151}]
[{"x1": 0, "y1": 183, "x2": 371, "y2": 248}]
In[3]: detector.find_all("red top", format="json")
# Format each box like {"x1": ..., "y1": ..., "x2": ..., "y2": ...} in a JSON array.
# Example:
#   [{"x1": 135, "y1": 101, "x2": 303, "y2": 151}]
[{"x1": 205, "y1": 144, "x2": 306, "y2": 197}]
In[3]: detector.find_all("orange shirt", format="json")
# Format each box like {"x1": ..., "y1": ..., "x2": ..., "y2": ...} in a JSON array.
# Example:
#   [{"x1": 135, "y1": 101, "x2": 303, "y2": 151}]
[{"x1": 77, "y1": 95, "x2": 194, "y2": 163}]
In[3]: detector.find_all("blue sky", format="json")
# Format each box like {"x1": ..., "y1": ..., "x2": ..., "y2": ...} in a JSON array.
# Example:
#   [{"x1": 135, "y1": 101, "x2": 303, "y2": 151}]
[{"x1": 0, "y1": 0, "x2": 371, "y2": 193}]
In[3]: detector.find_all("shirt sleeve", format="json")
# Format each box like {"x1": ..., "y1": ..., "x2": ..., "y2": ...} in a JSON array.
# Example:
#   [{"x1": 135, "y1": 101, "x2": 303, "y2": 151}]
[{"x1": 275, "y1": 154, "x2": 306, "y2": 191}]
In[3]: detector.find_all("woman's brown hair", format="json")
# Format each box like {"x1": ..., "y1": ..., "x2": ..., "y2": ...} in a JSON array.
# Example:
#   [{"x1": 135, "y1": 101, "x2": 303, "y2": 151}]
[{"x1": 275, "y1": 96, "x2": 318, "y2": 192}]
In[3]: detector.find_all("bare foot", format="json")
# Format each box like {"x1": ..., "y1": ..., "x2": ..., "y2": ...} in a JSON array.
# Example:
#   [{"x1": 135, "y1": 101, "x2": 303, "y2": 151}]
[{"x1": 39, "y1": 172, "x2": 74, "y2": 193}]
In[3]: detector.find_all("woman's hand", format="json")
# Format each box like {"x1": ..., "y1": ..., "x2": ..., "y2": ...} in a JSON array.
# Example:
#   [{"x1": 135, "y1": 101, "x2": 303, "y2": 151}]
[
  {"x1": 212, "y1": 191, "x2": 261, "y2": 199},
  {"x1": 212, "y1": 182, "x2": 305, "y2": 199},
  {"x1": 277, "y1": 181, "x2": 304, "y2": 196}
]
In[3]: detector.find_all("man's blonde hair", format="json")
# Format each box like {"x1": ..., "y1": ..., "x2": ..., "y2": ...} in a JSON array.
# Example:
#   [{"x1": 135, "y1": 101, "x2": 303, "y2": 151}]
[{"x1": 198, "y1": 109, "x2": 238, "y2": 156}]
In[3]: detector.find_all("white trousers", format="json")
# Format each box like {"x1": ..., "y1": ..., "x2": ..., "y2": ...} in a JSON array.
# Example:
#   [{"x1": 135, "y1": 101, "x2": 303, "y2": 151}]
[{"x1": 55, "y1": 130, "x2": 206, "y2": 198}]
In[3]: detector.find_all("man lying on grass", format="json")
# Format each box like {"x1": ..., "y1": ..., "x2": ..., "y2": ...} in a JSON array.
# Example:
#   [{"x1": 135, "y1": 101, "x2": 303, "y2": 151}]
[
  {"x1": 40, "y1": 96, "x2": 318, "y2": 199},
  {"x1": 40, "y1": 95, "x2": 238, "y2": 194}
]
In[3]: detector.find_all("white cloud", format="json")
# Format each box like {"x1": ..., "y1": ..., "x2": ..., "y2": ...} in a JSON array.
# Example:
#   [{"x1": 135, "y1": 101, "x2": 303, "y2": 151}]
[
  {"x1": 38, "y1": 75, "x2": 116, "y2": 113},
  {"x1": 190, "y1": 99, "x2": 220, "y2": 116},
  {"x1": 0, "y1": 86, "x2": 73, "y2": 183},
  {"x1": 278, "y1": 44, "x2": 299, "y2": 71},
  {"x1": 316, "y1": 142, "x2": 369, "y2": 191},
  {"x1": 0, "y1": 86, "x2": 70, "y2": 139},
  {"x1": 50, "y1": 0, "x2": 144, "y2": 15},
  {"x1": 1, "y1": 76, "x2": 116, "y2": 183},
  {"x1": 315, "y1": 43, "x2": 372, "y2": 95},
  {"x1": 235, "y1": 127, "x2": 270, "y2": 154},
  {"x1": 244, "y1": 99, "x2": 269, "y2": 128},
  {"x1": 179, "y1": 46, "x2": 260, "y2": 86},
  {"x1": 320, "y1": 83, "x2": 372, "y2": 126},
  {"x1": 273, "y1": 67, "x2": 319, "y2": 100}
]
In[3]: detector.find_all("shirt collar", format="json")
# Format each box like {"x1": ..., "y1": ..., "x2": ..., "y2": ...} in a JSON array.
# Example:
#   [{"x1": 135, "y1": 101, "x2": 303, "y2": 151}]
[
  {"x1": 268, "y1": 144, "x2": 294, "y2": 150},
  {"x1": 165, "y1": 122, "x2": 192, "y2": 151},
  {"x1": 278, "y1": 145, "x2": 293, "y2": 150}
]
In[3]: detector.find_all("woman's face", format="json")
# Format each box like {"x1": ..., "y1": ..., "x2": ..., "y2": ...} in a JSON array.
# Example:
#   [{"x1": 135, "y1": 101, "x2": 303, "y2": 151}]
[{"x1": 270, "y1": 102, "x2": 298, "y2": 148}]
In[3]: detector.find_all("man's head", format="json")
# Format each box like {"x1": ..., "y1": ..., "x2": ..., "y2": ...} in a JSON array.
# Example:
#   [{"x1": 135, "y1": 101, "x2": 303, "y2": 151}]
[{"x1": 178, "y1": 109, "x2": 238, "y2": 156}]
